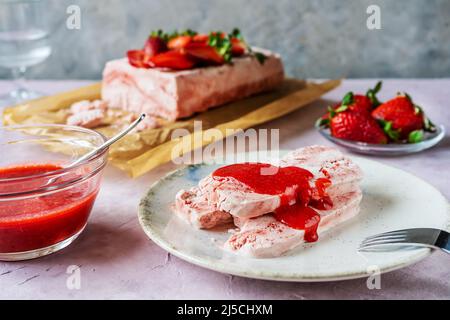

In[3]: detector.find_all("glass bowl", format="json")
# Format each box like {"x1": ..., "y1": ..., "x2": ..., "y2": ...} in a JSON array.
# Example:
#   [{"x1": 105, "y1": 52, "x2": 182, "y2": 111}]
[
  {"x1": 0, "y1": 124, "x2": 108, "y2": 261},
  {"x1": 316, "y1": 124, "x2": 446, "y2": 155}
]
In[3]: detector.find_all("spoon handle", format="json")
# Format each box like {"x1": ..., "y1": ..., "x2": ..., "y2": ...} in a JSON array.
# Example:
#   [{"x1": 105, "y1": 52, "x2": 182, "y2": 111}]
[{"x1": 68, "y1": 113, "x2": 146, "y2": 168}]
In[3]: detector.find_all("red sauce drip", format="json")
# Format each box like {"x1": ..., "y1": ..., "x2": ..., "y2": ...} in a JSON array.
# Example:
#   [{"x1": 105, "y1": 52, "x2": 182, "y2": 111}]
[
  {"x1": 273, "y1": 205, "x2": 321, "y2": 242},
  {"x1": 213, "y1": 163, "x2": 333, "y2": 242},
  {"x1": 0, "y1": 164, "x2": 98, "y2": 253},
  {"x1": 309, "y1": 178, "x2": 333, "y2": 210}
]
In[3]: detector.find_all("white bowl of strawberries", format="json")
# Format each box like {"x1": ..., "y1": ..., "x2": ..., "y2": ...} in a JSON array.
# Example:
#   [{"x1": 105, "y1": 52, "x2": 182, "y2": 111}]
[{"x1": 316, "y1": 82, "x2": 445, "y2": 155}]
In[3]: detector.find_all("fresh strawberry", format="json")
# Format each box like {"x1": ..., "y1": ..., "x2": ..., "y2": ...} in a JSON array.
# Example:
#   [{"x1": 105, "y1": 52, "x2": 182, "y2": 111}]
[
  {"x1": 183, "y1": 42, "x2": 225, "y2": 64},
  {"x1": 330, "y1": 110, "x2": 388, "y2": 144},
  {"x1": 127, "y1": 50, "x2": 152, "y2": 68},
  {"x1": 371, "y1": 93, "x2": 428, "y2": 141},
  {"x1": 143, "y1": 36, "x2": 167, "y2": 57},
  {"x1": 231, "y1": 38, "x2": 246, "y2": 56},
  {"x1": 150, "y1": 50, "x2": 196, "y2": 70},
  {"x1": 317, "y1": 82, "x2": 382, "y2": 127},
  {"x1": 349, "y1": 95, "x2": 373, "y2": 113},
  {"x1": 317, "y1": 93, "x2": 370, "y2": 127},
  {"x1": 167, "y1": 35, "x2": 192, "y2": 50}
]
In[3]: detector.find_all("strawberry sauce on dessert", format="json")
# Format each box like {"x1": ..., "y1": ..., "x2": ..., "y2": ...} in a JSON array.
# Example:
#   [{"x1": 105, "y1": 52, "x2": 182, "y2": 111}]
[
  {"x1": 212, "y1": 163, "x2": 333, "y2": 242},
  {"x1": 0, "y1": 164, "x2": 98, "y2": 253}
]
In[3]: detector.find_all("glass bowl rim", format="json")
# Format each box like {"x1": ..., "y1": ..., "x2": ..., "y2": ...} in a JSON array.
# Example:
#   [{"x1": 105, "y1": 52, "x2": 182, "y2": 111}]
[{"x1": 0, "y1": 124, "x2": 108, "y2": 185}]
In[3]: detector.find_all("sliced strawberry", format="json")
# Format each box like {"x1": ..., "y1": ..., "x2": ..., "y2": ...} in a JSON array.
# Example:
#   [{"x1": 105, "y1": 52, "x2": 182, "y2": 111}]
[
  {"x1": 183, "y1": 42, "x2": 225, "y2": 64},
  {"x1": 143, "y1": 36, "x2": 167, "y2": 57},
  {"x1": 210, "y1": 32, "x2": 226, "y2": 38},
  {"x1": 127, "y1": 50, "x2": 152, "y2": 68},
  {"x1": 192, "y1": 34, "x2": 209, "y2": 43},
  {"x1": 231, "y1": 38, "x2": 246, "y2": 56},
  {"x1": 150, "y1": 50, "x2": 196, "y2": 70},
  {"x1": 167, "y1": 35, "x2": 192, "y2": 50},
  {"x1": 330, "y1": 110, "x2": 388, "y2": 144}
]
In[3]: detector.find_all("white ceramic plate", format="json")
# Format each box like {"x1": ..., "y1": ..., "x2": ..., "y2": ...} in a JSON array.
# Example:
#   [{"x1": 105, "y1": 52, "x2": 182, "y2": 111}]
[{"x1": 138, "y1": 152, "x2": 449, "y2": 282}]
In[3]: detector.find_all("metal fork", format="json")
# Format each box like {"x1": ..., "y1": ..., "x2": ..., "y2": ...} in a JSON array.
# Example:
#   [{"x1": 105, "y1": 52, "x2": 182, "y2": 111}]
[{"x1": 358, "y1": 228, "x2": 450, "y2": 254}]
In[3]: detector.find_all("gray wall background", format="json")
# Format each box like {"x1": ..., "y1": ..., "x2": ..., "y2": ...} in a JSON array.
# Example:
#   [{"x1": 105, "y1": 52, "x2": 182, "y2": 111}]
[{"x1": 1, "y1": 0, "x2": 449, "y2": 80}]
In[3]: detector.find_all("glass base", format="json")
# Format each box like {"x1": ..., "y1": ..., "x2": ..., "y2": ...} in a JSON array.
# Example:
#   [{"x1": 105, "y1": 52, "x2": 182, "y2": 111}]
[
  {"x1": 0, "y1": 226, "x2": 85, "y2": 261},
  {"x1": 0, "y1": 88, "x2": 44, "y2": 108}
]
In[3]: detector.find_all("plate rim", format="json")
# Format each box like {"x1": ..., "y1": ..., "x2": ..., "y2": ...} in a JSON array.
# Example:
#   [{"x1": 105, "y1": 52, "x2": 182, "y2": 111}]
[
  {"x1": 138, "y1": 153, "x2": 449, "y2": 282},
  {"x1": 316, "y1": 124, "x2": 446, "y2": 155}
]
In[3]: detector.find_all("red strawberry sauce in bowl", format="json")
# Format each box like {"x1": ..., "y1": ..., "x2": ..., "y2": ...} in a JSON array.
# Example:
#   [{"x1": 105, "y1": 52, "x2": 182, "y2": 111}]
[{"x1": 0, "y1": 125, "x2": 108, "y2": 261}]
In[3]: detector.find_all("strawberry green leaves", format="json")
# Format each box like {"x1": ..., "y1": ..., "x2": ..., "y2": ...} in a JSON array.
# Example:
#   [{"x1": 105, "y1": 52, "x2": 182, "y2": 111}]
[
  {"x1": 254, "y1": 52, "x2": 268, "y2": 64},
  {"x1": 379, "y1": 120, "x2": 400, "y2": 141},
  {"x1": 366, "y1": 81, "x2": 382, "y2": 108},
  {"x1": 414, "y1": 104, "x2": 437, "y2": 133},
  {"x1": 315, "y1": 117, "x2": 330, "y2": 127},
  {"x1": 230, "y1": 28, "x2": 243, "y2": 40},
  {"x1": 341, "y1": 92, "x2": 354, "y2": 107},
  {"x1": 332, "y1": 92, "x2": 354, "y2": 113},
  {"x1": 408, "y1": 130, "x2": 424, "y2": 143},
  {"x1": 208, "y1": 32, "x2": 233, "y2": 62},
  {"x1": 230, "y1": 28, "x2": 267, "y2": 64},
  {"x1": 150, "y1": 29, "x2": 197, "y2": 43}
]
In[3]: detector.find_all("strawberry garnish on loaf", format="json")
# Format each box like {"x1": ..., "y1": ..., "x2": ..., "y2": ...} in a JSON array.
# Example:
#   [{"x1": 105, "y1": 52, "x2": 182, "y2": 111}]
[
  {"x1": 149, "y1": 50, "x2": 196, "y2": 70},
  {"x1": 183, "y1": 42, "x2": 225, "y2": 65},
  {"x1": 127, "y1": 50, "x2": 152, "y2": 68},
  {"x1": 167, "y1": 35, "x2": 192, "y2": 50},
  {"x1": 143, "y1": 36, "x2": 167, "y2": 57},
  {"x1": 125, "y1": 28, "x2": 262, "y2": 71},
  {"x1": 372, "y1": 93, "x2": 436, "y2": 143}
]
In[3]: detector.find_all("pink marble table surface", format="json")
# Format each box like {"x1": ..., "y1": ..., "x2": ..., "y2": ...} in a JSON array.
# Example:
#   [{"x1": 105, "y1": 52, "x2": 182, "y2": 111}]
[{"x1": 0, "y1": 79, "x2": 448, "y2": 300}]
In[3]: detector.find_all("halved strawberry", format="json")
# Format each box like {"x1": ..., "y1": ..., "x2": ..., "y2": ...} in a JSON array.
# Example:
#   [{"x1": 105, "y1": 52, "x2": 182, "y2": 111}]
[
  {"x1": 127, "y1": 50, "x2": 152, "y2": 68},
  {"x1": 150, "y1": 50, "x2": 196, "y2": 70},
  {"x1": 143, "y1": 36, "x2": 167, "y2": 57},
  {"x1": 183, "y1": 42, "x2": 225, "y2": 64},
  {"x1": 167, "y1": 35, "x2": 192, "y2": 50}
]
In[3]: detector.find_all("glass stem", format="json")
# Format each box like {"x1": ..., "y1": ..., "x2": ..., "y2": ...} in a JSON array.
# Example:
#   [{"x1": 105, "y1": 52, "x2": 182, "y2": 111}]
[{"x1": 11, "y1": 66, "x2": 28, "y2": 92}]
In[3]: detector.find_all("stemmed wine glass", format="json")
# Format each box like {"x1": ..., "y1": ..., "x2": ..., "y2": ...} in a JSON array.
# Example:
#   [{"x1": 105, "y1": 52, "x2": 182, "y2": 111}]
[{"x1": 0, "y1": 0, "x2": 52, "y2": 106}]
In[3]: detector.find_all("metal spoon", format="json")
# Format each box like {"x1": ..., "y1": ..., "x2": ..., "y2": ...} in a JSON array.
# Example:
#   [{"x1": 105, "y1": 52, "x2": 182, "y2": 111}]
[
  {"x1": 42, "y1": 114, "x2": 145, "y2": 188},
  {"x1": 67, "y1": 113, "x2": 146, "y2": 169},
  {"x1": 42, "y1": 113, "x2": 146, "y2": 189}
]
